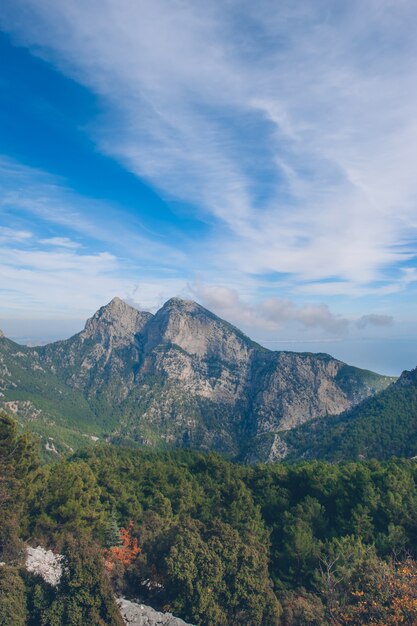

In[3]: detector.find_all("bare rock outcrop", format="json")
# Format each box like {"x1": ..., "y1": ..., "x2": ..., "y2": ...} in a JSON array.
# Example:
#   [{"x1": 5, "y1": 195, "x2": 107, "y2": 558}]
[
  {"x1": 25, "y1": 546, "x2": 63, "y2": 587},
  {"x1": 118, "y1": 598, "x2": 193, "y2": 626}
]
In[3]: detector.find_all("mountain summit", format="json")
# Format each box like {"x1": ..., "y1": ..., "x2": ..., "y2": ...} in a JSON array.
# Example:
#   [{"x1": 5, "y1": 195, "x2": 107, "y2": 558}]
[
  {"x1": 82, "y1": 297, "x2": 153, "y2": 347},
  {"x1": 0, "y1": 297, "x2": 395, "y2": 461}
]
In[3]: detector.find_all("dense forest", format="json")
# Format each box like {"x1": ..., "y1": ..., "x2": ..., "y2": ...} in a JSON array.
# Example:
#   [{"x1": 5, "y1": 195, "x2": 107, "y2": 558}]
[{"x1": 3, "y1": 410, "x2": 417, "y2": 625}]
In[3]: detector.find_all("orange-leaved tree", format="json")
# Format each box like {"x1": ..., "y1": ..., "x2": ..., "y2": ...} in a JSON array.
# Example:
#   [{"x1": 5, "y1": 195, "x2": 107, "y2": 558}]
[
  {"x1": 104, "y1": 521, "x2": 141, "y2": 572},
  {"x1": 338, "y1": 556, "x2": 417, "y2": 625}
]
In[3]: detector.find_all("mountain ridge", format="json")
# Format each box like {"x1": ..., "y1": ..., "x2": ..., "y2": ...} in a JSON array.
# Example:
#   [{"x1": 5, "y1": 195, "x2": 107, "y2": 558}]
[
  {"x1": 282, "y1": 364, "x2": 417, "y2": 461},
  {"x1": 0, "y1": 297, "x2": 395, "y2": 461}
]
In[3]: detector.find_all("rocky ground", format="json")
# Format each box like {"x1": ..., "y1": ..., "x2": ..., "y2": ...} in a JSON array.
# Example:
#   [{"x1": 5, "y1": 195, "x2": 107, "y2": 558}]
[{"x1": 117, "y1": 598, "x2": 193, "y2": 626}]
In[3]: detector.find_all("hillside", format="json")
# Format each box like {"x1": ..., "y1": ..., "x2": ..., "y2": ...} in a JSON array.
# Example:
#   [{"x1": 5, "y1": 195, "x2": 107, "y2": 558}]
[
  {"x1": 0, "y1": 297, "x2": 394, "y2": 461},
  {"x1": 4, "y1": 414, "x2": 417, "y2": 625},
  {"x1": 282, "y1": 367, "x2": 417, "y2": 461}
]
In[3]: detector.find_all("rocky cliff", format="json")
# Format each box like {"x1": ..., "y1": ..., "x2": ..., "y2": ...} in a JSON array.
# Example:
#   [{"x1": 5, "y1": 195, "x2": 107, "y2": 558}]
[
  {"x1": 280, "y1": 364, "x2": 417, "y2": 461},
  {"x1": 0, "y1": 297, "x2": 395, "y2": 461}
]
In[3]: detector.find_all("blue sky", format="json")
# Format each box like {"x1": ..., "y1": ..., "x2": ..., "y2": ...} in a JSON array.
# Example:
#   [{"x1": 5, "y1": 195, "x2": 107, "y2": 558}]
[{"x1": 1, "y1": 1, "x2": 417, "y2": 374}]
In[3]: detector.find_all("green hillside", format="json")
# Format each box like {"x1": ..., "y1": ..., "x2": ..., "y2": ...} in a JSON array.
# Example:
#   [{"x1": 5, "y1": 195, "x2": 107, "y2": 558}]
[
  {"x1": 283, "y1": 371, "x2": 417, "y2": 461},
  {"x1": 0, "y1": 337, "x2": 116, "y2": 454}
]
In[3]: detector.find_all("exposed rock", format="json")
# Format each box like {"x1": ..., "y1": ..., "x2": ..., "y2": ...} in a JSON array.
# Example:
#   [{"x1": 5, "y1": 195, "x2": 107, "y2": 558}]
[
  {"x1": 24, "y1": 548, "x2": 191, "y2": 625},
  {"x1": 45, "y1": 439, "x2": 59, "y2": 454},
  {"x1": 245, "y1": 432, "x2": 290, "y2": 464},
  {"x1": 0, "y1": 297, "x2": 395, "y2": 461},
  {"x1": 118, "y1": 598, "x2": 193, "y2": 626},
  {"x1": 82, "y1": 297, "x2": 153, "y2": 348},
  {"x1": 396, "y1": 366, "x2": 417, "y2": 386},
  {"x1": 26, "y1": 546, "x2": 63, "y2": 587}
]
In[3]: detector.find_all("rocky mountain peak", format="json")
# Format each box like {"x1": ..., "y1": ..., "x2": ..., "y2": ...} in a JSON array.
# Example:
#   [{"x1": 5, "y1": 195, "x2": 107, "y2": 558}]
[
  {"x1": 396, "y1": 366, "x2": 417, "y2": 387},
  {"x1": 161, "y1": 296, "x2": 203, "y2": 313},
  {"x1": 105, "y1": 295, "x2": 125, "y2": 309},
  {"x1": 0, "y1": 295, "x2": 395, "y2": 462},
  {"x1": 82, "y1": 297, "x2": 153, "y2": 347},
  {"x1": 0, "y1": 328, "x2": 4, "y2": 338},
  {"x1": 145, "y1": 296, "x2": 253, "y2": 361}
]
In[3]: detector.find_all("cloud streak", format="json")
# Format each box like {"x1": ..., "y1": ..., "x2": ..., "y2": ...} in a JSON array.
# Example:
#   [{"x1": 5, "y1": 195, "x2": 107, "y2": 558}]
[
  {"x1": 190, "y1": 283, "x2": 346, "y2": 337},
  {"x1": 0, "y1": 157, "x2": 185, "y2": 269},
  {"x1": 0, "y1": 157, "x2": 189, "y2": 316},
  {"x1": 190, "y1": 282, "x2": 398, "y2": 340},
  {"x1": 2, "y1": 0, "x2": 417, "y2": 296},
  {"x1": 356, "y1": 314, "x2": 393, "y2": 330}
]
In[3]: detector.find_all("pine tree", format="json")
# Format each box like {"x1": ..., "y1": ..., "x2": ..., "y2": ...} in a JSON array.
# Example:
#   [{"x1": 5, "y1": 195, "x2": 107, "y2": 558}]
[{"x1": 104, "y1": 511, "x2": 122, "y2": 549}]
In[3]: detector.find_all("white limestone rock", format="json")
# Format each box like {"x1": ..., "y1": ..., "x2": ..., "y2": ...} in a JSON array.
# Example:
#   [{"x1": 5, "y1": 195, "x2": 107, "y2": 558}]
[
  {"x1": 118, "y1": 598, "x2": 194, "y2": 626},
  {"x1": 26, "y1": 546, "x2": 63, "y2": 587}
]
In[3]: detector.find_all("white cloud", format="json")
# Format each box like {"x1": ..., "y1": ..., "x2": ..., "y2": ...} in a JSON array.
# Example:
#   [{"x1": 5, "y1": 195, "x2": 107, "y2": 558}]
[
  {"x1": 0, "y1": 226, "x2": 32, "y2": 242},
  {"x1": 39, "y1": 237, "x2": 82, "y2": 249},
  {"x1": 2, "y1": 1, "x2": 417, "y2": 295},
  {"x1": 0, "y1": 156, "x2": 186, "y2": 269},
  {"x1": 0, "y1": 243, "x2": 187, "y2": 318},
  {"x1": 190, "y1": 282, "x2": 350, "y2": 337},
  {"x1": 190, "y1": 281, "x2": 398, "y2": 341},
  {"x1": 0, "y1": 158, "x2": 189, "y2": 317}
]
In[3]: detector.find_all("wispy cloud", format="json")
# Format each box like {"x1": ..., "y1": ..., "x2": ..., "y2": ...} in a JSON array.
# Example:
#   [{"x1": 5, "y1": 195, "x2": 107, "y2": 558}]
[
  {"x1": 0, "y1": 226, "x2": 32, "y2": 243},
  {"x1": 39, "y1": 237, "x2": 82, "y2": 249},
  {"x1": 0, "y1": 157, "x2": 184, "y2": 268},
  {"x1": 0, "y1": 240, "x2": 187, "y2": 318},
  {"x1": 0, "y1": 157, "x2": 189, "y2": 316},
  {"x1": 190, "y1": 282, "x2": 349, "y2": 337},
  {"x1": 2, "y1": 0, "x2": 417, "y2": 296},
  {"x1": 356, "y1": 314, "x2": 393, "y2": 330},
  {"x1": 190, "y1": 282, "x2": 399, "y2": 341}
]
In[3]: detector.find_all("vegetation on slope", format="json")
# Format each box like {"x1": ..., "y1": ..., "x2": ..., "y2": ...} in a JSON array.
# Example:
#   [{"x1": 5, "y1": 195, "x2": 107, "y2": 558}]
[
  {"x1": 4, "y1": 410, "x2": 417, "y2": 624},
  {"x1": 283, "y1": 371, "x2": 417, "y2": 461},
  {"x1": 0, "y1": 337, "x2": 118, "y2": 455}
]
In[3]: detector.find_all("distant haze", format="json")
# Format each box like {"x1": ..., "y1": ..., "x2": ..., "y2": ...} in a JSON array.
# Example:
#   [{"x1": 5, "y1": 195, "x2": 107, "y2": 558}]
[
  {"x1": 0, "y1": 319, "x2": 84, "y2": 346},
  {"x1": 1, "y1": 314, "x2": 414, "y2": 376}
]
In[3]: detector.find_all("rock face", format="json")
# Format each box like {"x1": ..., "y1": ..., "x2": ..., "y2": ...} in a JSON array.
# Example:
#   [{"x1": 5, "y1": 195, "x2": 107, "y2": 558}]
[
  {"x1": 396, "y1": 366, "x2": 417, "y2": 387},
  {"x1": 25, "y1": 546, "x2": 63, "y2": 587},
  {"x1": 39, "y1": 297, "x2": 153, "y2": 403},
  {"x1": 118, "y1": 598, "x2": 193, "y2": 626},
  {"x1": 82, "y1": 297, "x2": 153, "y2": 347},
  {"x1": 280, "y1": 364, "x2": 417, "y2": 462},
  {"x1": 0, "y1": 297, "x2": 395, "y2": 461}
]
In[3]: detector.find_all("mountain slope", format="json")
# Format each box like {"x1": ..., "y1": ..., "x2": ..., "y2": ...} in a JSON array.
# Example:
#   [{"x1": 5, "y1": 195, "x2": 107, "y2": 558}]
[
  {"x1": 0, "y1": 297, "x2": 395, "y2": 460},
  {"x1": 0, "y1": 336, "x2": 110, "y2": 453},
  {"x1": 282, "y1": 368, "x2": 417, "y2": 461}
]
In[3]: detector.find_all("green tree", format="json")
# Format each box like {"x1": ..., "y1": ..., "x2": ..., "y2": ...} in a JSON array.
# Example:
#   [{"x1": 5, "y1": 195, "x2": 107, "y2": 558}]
[
  {"x1": 104, "y1": 511, "x2": 122, "y2": 549},
  {"x1": 0, "y1": 566, "x2": 27, "y2": 626}
]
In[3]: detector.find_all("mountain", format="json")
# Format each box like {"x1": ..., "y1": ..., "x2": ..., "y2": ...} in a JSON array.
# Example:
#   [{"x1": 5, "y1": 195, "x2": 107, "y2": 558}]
[
  {"x1": 281, "y1": 366, "x2": 417, "y2": 461},
  {"x1": 0, "y1": 297, "x2": 395, "y2": 460}
]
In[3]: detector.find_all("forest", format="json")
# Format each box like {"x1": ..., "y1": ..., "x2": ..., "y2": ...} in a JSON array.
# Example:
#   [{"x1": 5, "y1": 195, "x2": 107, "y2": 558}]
[{"x1": 2, "y1": 410, "x2": 417, "y2": 626}]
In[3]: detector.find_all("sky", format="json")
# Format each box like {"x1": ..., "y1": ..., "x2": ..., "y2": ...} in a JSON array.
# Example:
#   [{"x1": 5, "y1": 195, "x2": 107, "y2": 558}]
[{"x1": 1, "y1": 1, "x2": 417, "y2": 375}]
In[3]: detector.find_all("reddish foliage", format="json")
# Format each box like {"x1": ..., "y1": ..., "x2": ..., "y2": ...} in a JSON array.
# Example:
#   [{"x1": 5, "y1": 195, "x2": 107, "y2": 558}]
[
  {"x1": 337, "y1": 557, "x2": 417, "y2": 625},
  {"x1": 104, "y1": 521, "x2": 141, "y2": 572}
]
